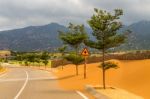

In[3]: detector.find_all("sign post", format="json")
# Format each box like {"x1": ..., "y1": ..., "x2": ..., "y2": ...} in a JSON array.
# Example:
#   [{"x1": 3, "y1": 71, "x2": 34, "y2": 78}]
[{"x1": 81, "y1": 48, "x2": 89, "y2": 79}]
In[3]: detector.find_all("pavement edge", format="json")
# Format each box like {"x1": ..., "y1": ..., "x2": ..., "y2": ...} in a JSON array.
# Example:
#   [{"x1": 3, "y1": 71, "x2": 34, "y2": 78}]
[{"x1": 85, "y1": 85, "x2": 110, "y2": 99}]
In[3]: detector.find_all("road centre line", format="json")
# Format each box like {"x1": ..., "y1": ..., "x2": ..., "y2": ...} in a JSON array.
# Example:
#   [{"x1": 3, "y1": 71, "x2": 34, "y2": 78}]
[
  {"x1": 14, "y1": 70, "x2": 29, "y2": 99},
  {"x1": 76, "y1": 91, "x2": 89, "y2": 99}
]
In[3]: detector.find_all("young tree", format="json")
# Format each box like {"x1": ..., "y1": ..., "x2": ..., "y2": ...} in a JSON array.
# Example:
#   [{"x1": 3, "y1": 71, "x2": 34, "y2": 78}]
[
  {"x1": 59, "y1": 23, "x2": 87, "y2": 75},
  {"x1": 64, "y1": 53, "x2": 84, "y2": 75},
  {"x1": 35, "y1": 55, "x2": 41, "y2": 68},
  {"x1": 43, "y1": 60, "x2": 49, "y2": 69},
  {"x1": 58, "y1": 45, "x2": 67, "y2": 69},
  {"x1": 24, "y1": 61, "x2": 29, "y2": 66},
  {"x1": 85, "y1": 8, "x2": 127, "y2": 89},
  {"x1": 16, "y1": 54, "x2": 24, "y2": 65},
  {"x1": 41, "y1": 52, "x2": 49, "y2": 69},
  {"x1": 26, "y1": 53, "x2": 36, "y2": 66}
]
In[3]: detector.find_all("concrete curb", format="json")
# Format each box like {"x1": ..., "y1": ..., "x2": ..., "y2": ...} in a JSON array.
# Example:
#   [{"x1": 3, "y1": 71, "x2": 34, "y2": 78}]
[{"x1": 85, "y1": 85, "x2": 110, "y2": 99}]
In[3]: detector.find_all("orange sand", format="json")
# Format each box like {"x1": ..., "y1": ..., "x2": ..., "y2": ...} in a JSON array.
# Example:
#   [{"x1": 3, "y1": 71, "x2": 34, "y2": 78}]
[{"x1": 55, "y1": 59, "x2": 150, "y2": 99}]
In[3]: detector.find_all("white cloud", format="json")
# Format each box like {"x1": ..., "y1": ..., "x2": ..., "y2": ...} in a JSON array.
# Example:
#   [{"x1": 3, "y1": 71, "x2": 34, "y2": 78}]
[{"x1": 0, "y1": 0, "x2": 150, "y2": 30}]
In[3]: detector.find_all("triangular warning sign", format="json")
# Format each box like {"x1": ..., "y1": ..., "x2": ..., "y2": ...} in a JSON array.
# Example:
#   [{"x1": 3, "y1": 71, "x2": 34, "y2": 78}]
[{"x1": 81, "y1": 48, "x2": 89, "y2": 56}]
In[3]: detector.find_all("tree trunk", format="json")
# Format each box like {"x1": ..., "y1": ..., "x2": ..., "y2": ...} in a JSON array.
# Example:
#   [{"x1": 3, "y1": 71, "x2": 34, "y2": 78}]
[
  {"x1": 76, "y1": 65, "x2": 78, "y2": 75},
  {"x1": 61, "y1": 60, "x2": 64, "y2": 70},
  {"x1": 102, "y1": 48, "x2": 106, "y2": 89},
  {"x1": 75, "y1": 46, "x2": 79, "y2": 76}
]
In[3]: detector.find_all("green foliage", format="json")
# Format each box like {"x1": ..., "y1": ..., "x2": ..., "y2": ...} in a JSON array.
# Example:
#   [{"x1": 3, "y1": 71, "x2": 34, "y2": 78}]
[
  {"x1": 26, "y1": 54, "x2": 36, "y2": 63},
  {"x1": 24, "y1": 61, "x2": 29, "y2": 66},
  {"x1": 59, "y1": 23, "x2": 88, "y2": 49},
  {"x1": 85, "y1": 8, "x2": 127, "y2": 89},
  {"x1": 86, "y1": 8, "x2": 127, "y2": 68},
  {"x1": 0, "y1": 58, "x2": 3, "y2": 69},
  {"x1": 41, "y1": 52, "x2": 49, "y2": 60},
  {"x1": 41, "y1": 52, "x2": 49, "y2": 66},
  {"x1": 100, "y1": 61, "x2": 118, "y2": 70},
  {"x1": 43, "y1": 60, "x2": 48, "y2": 66},
  {"x1": 58, "y1": 45, "x2": 67, "y2": 57},
  {"x1": 16, "y1": 55, "x2": 23, "y2": 61},
  {"x1": 85, "y1": 8, "x2": 126, "y2": 50},
  {"x1": 13, "y1": 52, "x2": 49, "y2": 67},
  {"x1": 58, "y1": 45, "x2": 67, "y2": 69},
  {"x1": 58, "y1": 45, "x2": 67, "y2": 53},
  {"x1": 59, "y1": 23, "x2": 88, "y2": 74},
  {"x1": 64, "y1": 54, "x2": 84, "y2": 65}
]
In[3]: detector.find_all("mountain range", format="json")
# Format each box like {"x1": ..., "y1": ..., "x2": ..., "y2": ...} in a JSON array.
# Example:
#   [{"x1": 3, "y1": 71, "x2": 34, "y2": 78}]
[{"x1": 0, "y1": 21, "x2": 150, "y2": 52}]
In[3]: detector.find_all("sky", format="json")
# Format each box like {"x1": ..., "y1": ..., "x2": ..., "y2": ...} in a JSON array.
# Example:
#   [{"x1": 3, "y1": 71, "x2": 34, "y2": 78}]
[{"x1": 0, "y1": 0, "x2": 150, "y2": 30}]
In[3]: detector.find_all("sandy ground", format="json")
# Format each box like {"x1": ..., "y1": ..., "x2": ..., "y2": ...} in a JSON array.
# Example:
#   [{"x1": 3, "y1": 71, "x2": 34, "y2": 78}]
[{"x1": 54, "y1": 59, "x2": 150, "y2": 99}]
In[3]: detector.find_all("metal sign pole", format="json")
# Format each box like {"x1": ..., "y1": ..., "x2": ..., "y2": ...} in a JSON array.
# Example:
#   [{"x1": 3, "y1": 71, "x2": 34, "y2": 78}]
[
  {"x1": 84, "y1": 56, "x2": 87, "y2": 79},
  {"x1": 81, "y1": 48, "x2": 89, "y2": 79}
]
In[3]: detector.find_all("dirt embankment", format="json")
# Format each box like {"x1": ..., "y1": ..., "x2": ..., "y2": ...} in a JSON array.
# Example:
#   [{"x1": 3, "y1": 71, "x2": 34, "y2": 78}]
[{"x1": 55, "y1": 59, "x2": 150, "y2": 99}]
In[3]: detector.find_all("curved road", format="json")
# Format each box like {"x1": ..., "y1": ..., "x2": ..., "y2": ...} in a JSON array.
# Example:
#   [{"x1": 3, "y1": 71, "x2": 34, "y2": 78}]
[{"x1": 0, "y1": 64, "x2": 88, "y2": 99}]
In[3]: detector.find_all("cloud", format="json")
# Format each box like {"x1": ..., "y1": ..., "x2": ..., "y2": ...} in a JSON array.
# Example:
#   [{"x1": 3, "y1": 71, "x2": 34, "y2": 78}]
[{"x1": 0, "y1": 0, "x2": 150, "y2": 30}]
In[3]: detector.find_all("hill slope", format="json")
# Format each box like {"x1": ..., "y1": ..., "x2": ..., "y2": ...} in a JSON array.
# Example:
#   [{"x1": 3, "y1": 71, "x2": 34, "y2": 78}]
[
  {"x1": 0, "y1": 21, "x2": 150, "y2": 51},
  {"x1": 123, "y1": 21, "x2": 150, "y2": 50},
  {"x1": 0, "y1": 23, "x2": 67, "y2": 51}
]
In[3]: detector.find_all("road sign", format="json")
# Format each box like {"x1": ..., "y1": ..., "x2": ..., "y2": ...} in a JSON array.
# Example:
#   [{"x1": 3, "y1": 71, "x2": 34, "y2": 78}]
[
  {"x1": 81, "y1": 48, "x2": 89, "y2": 56},
  {"x1": 81, "y1": 48, "x2": 90, "y2": 79}
]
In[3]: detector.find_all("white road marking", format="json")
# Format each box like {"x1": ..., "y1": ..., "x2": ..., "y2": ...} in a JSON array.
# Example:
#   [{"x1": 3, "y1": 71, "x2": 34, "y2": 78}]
[
  {"x1": 14, "y1": 71, "x2": 29, "y2": 99},
  {"x1": 76, "y1": 91, "x2": 89, "y2": 99}
]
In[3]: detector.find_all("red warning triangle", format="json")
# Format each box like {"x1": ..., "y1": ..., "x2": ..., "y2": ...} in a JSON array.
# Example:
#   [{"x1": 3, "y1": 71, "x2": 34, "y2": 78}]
[{"x1": 81, "y1": 48, "x2": 89, "y2": 56}]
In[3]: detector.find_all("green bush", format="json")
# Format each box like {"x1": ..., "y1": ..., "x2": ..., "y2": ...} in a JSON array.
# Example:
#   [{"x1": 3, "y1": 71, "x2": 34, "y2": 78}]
[
  {"x1": 64, "y1": 54, "x2": 84, "y2": 65},
  {"x1": 99, "y1": 61, "x2": 118, "y2": 70}
]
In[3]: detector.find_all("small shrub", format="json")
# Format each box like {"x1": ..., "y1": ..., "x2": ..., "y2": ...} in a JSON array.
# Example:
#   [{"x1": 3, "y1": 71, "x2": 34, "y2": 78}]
[
  {"x1": 99, "y1": 61, "x2": 118, "y2": 70},
  {"x1": 64, "y1": 54, "x2": 84, "y2": 65}
]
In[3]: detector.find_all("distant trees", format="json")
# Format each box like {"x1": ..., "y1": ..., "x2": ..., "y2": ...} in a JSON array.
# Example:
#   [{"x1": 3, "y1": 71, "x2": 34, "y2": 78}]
[
  {"x1": 15, "y1": 53, "x2": 26, "y2": 65},
  {"x1": 0, "y1": 58, "x2": 3, "y2": 66},
  {"x1": 41, "y1": 52, "x2": 49, "y2": 69},
  {"x1": 0, "y1": 58, "x2": 3, "y2": 70},
  {"x1": 59, "y1": 23, "x2": 87, "y2": 75},
  {"x1": 35, "y1": 56, "x2": 41, "y2": 68},
  {"x1": 85, "y1": 8, "x2": 127, "y2": 89},
  {"x1": 14, "y1": 52, "x2": 50, "y2": 69},
  {"x1": 58, "y1": 45, "x2": 67, "y2": 69},
  {"x1": 26, "y1": 54, "x2": 36, "y2": 66}
]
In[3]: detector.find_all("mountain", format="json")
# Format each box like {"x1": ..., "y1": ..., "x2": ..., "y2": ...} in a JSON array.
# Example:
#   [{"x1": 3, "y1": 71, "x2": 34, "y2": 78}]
[
  {"x1": 121, "y1": 21, "x2": 150, "y2": 50},
  {"x1": 0, "y1": 21, "x2": 150, "y2": 52},
  {"x1": 0, "y1": 23, "x2": 67, "y2": 51}
]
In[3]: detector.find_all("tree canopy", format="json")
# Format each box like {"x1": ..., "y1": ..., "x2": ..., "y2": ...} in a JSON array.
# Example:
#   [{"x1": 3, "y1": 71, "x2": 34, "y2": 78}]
[
  {"x1": 85, "y1": 8, "x2": 127, "y2": 89},
  {"x1": 59, "y1": 23, "x2": 88, "y2": 49},
  {"x1": 85, "y1": 8, "x2": 126, "y2": 50}
]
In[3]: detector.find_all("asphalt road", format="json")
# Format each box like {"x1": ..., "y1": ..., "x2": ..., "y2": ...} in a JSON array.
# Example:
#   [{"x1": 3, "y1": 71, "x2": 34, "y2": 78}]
[{"x1": 0, "y1": 64, "x2": 88, "y2": 99}]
